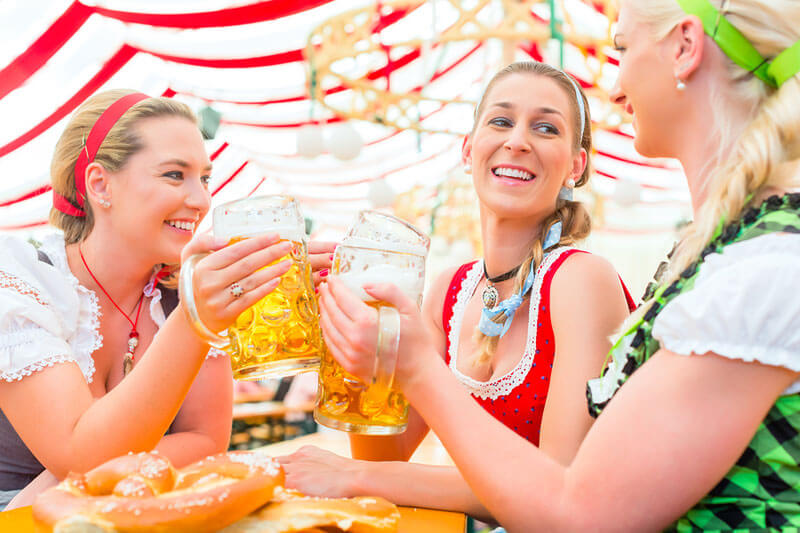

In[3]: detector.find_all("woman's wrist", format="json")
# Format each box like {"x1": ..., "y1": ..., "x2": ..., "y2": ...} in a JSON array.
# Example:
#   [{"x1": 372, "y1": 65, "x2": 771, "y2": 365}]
[
  {"x1": 165, "y1": 302, "x2": 215, "y2": 353},
  {"x1": 346, "y1": 458, "x2": 375, "y2": 497}
]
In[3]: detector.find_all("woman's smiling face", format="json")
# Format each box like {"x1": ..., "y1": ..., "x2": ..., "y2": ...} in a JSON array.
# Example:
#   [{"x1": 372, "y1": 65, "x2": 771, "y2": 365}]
[
  {"x1": 464, "y1": 72, "x2": 585, "y2": 222},
  {"x1": 103, "y1": 116, "x2": 212, "y2": 265}
]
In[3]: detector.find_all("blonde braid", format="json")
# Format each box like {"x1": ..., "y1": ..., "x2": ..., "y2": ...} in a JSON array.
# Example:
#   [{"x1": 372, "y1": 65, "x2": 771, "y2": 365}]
[
  {"x1": 620, "y1": 0, "x2": 800, "y2": 331},
  {"x1": 471, "y1": 61, "x2": 593, "y2": 365}
]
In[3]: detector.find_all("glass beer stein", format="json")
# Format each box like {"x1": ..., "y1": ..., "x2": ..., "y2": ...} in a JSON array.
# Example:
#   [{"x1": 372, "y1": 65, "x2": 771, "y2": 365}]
[
  {"x1": 314, "y1": 211, "x2": 430, "y2": 434},
  {"x1": 180, "y1": 195, "x2": 322, "y2": 380}
]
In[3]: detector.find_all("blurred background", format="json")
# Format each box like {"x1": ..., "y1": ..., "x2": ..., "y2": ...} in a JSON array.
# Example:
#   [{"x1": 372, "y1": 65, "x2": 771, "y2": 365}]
[{"x1": 0, "y1": 0, "x2": 690, "y2": 299}]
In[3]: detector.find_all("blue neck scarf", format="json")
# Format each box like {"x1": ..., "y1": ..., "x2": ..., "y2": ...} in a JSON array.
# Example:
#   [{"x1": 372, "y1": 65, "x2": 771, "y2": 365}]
[{"x1": 477, "y1": 221, "x2": 563, "y2": 338}]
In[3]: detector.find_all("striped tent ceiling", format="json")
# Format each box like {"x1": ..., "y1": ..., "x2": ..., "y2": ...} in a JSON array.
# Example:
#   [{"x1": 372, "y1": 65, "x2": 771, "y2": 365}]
[{"x1": 0, "y1": 0, "x2": 689, "y2": 238}]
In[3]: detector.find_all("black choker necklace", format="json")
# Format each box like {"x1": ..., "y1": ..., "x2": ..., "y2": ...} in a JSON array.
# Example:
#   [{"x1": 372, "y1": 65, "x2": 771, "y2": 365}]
[{"x1": 482, "y1": 262, "x2": 522, "y2": 309}]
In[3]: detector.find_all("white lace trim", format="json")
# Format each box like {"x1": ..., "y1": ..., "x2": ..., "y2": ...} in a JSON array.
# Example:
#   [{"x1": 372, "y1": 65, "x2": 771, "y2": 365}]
[
  {"x1": 447, "y1": 247, "x2": 576, "y2": 400},
  {"x1": 38, "y1": 235, "x2": 100, "y2": 384},
  {"x1": 0, "y1": 355, "x2": 80, "y2": 382}
]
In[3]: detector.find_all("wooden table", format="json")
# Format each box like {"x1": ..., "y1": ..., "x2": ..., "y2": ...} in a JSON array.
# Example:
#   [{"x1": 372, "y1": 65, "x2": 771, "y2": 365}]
[
  {"x1": 0, "y1": 431, "x2": 466, "y2": 532},
  {"x1": 232, "y1": 399, "x2": 315, "y2": 420},
  {"x1": 0, "y1": 503, "x2": 466, "y2": 532}
]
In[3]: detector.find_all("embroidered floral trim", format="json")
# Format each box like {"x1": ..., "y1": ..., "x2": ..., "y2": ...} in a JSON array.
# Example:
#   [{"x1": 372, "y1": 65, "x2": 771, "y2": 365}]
[
  {"x1": 0, "y1": 270, "x2": 48, "y2": 306},
  {"x1": 0, "y1": 355, "x2": 79, "y2": 382},
  {"x1": 447, "y1": 247, "x2": 575, "y2": 400}
]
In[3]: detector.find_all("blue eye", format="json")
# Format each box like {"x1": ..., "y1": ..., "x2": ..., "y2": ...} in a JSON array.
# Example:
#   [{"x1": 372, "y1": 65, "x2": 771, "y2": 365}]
[
  {"x1": 489, "y1": 117, "x2": 513, "y2": 127},
  {"x1": 535, "y1": 123, "x2": 559, "y2": 135}
]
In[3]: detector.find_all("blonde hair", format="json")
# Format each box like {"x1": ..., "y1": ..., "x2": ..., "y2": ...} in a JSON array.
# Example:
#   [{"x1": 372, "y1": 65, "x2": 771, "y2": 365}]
[
  {"x1": 621, "y1": 0, "x2": 800, "y2": 328},
  {"x1": 473, "y1": 61, "x2": 593, "y2": 365},
  {"x1": 50, "y1": 89, "x2": 197, "y2": 244}
]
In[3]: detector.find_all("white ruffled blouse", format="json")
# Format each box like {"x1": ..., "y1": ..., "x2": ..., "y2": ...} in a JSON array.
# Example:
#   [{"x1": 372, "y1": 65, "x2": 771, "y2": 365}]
[
  {"x1": 651, "y1": 232, "x2": 800, "y2": 394},
  {"x1": 0, "y1": 234, "x2": 220, "y2": 384}
]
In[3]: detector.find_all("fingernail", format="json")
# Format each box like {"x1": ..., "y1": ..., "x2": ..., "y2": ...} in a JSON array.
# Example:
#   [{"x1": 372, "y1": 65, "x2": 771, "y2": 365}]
[
  {"x1": 329, "y1": 254, "x2": 334, "y2": 261},
  {"x1": 320, "y1": 269, "x2": 329, "y2": 277}
]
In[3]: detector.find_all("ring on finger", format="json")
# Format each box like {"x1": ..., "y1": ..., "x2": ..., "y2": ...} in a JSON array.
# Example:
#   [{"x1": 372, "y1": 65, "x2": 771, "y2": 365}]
[{"x1": 230, "y1": 282, "x2": 245, "y2": 299}]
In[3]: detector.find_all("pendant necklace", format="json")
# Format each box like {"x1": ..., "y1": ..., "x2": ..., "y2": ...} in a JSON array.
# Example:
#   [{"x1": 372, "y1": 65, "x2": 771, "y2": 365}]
[
  {"x1": 482, "y1": 261, "x2": 522, "y2": 309},
  {"x1": 79, "y1": 247, "x2": 145, "y2": 376}
]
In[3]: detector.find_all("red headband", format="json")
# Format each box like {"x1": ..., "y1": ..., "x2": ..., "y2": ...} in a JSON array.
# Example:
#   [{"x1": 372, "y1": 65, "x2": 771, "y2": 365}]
[{"x1": 53, "y1": 92, "x2": 150, "y2": 217}]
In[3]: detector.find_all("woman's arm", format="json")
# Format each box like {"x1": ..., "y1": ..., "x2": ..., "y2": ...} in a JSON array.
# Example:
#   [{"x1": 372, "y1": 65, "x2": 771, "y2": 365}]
[
  {"x1": 540, "y1": 253, "x2": 631, "y2": 465},
  {"x1": 154, "y1": 353, "x2": 233, "y2": 467},
  {"x1": 348, "y1": 266, "x2": 458, "y2": 462},
  {"x1": 6, "y1": 355, "x2": 233, "y2": 508},
  {"x1": 405, "y1": 347, "x2": 795, "y2": 532},
  {"x1": 280, "y1": 445, "x2": 494, "y2": 520},
  {"x1": 0, "y1": 234, "x2": 290, "y2": 479},
  {"x1": 320, "y1": 278, "x2": 797, "y2": 531}
]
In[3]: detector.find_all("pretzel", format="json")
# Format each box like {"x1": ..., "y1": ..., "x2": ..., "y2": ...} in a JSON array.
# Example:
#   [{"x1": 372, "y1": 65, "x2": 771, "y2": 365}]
[
  {"x1": 33, "y1": 451, "x2": 284, "y2": 533},
  {"x1": 221, "y1": 488, "x2": 400, "y2": 532}
]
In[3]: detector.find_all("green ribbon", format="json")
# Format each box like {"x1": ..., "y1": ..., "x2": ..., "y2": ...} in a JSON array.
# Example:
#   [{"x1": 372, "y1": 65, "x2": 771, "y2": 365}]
[{"x1": 675, "y1": 0, "x2": 800, "y2": 89}]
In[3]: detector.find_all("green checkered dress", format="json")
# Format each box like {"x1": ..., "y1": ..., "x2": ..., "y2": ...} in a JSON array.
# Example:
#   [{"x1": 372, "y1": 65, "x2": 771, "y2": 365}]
[{"x1": 587, "y1": 194, "x2": 800, "y2": 531}]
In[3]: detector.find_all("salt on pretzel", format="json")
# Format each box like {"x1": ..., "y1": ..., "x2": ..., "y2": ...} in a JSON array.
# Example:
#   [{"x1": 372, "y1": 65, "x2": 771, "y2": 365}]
[
  {"x1": 33, "y1": 451, "x2": 284, "y2": 533},
  {"x1": 221, "y1": 488, "x2": 400, "y2": 532}
]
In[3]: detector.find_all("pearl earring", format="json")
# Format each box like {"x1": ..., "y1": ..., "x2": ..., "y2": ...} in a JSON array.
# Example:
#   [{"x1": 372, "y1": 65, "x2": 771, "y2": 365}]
[
  {"x1": 676, "y1": 78, "x2": 686, "y2": 91},
  {"x1": 463, "y1": 163, "x2": 472, "y2": 174},
  {"x1": 566, "y1": 178, "x2": 576, "y2": 188},
  {"x1": 101, "y1": 199, "x2": 111, "y2": 208}
]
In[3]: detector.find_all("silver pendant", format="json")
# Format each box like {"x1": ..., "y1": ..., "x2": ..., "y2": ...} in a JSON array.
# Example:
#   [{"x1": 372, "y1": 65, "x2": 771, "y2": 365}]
[{"x1": 482, "y1": 285, "x2": 499, "y2": 309}]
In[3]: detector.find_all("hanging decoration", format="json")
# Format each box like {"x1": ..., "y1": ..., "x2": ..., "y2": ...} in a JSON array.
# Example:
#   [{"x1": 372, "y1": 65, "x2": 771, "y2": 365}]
[
  {"x1": 324, "y1": 122, "x2": 363, "y2": 161},
  {"x1": 303, "y1": 0, "x2": 622, "y2": 134}
]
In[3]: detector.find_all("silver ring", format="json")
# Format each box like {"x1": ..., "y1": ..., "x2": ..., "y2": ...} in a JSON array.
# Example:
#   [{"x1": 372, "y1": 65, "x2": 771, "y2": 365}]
[{"x1": 230, "y1": 282, "x2": 245, "y2": 299}]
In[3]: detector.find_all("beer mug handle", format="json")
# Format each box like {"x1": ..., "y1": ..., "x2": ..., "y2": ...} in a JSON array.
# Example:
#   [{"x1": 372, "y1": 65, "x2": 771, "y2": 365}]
[
  {"x1": 370, "y1": 306, "x2": 401, "y2": 401},
  {"x1": 179, "y1": 254, "x2": 229, "y2": 349}
]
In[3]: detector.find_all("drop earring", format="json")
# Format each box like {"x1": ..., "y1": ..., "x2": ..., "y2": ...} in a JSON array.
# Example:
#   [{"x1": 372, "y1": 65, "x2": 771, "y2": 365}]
[
  {"x1": 558, "y1": 178, "x2": 576, "y2": 201},
  {"x1": 676, "y1": 77, "x2": 686, "y2": 91}
]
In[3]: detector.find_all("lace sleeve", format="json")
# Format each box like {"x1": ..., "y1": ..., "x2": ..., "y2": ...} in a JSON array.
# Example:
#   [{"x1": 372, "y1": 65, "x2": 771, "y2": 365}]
[
  {"x1": 0, "y1": 236, "x2": 93, "y2": 382},
  {"x1": 0, "y1": 270, "x2": 79, "y2": 381},
  {"x1": 652, "y1": 234, "x2": 800, "y2": 370}
]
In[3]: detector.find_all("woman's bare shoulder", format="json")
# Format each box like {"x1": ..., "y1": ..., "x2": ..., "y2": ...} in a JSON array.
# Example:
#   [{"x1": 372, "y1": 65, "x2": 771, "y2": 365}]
[{"x1": 423, "y1": 263, "x2": 473, "y2": 333}]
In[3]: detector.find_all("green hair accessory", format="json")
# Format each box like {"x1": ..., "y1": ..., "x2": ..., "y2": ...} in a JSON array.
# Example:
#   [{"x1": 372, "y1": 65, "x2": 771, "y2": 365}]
[
  {"x1": 768, "y1": 40, "x2": 800, "y2": 88},
  {"x1": 675, "y1": 0, "x2": 800, "y2": 89}
]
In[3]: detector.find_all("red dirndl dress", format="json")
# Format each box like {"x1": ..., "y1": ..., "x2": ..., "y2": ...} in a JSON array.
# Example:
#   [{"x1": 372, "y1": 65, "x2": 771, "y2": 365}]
[{"x1": 442, "y1": 248, "x2": 635, "y2": 445}]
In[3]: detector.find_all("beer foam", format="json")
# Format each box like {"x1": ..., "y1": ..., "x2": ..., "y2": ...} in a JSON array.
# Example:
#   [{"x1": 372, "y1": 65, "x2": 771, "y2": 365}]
[
  {"x1": 216, "y1": 225, "x2": 306, "y2": 243},
  {"x1": 336, "y1": 264, "x2": 423, "y2": 302},
  {"x1": 340, "y1": 237, "x2": 428, "y2": 257}
]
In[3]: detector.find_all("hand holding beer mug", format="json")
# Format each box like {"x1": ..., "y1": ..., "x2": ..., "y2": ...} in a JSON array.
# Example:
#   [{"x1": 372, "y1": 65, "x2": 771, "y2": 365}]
[
  {"x1": 181, "y1": 195, "x2": 323, "y2": 380},
  {"x1": 315, "y1": 211, "x2": 429, "y2": 434}
]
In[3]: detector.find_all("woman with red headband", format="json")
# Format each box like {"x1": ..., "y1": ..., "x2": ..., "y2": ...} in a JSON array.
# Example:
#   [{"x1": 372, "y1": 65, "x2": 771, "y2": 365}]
[
  {"x1": 306, "y1": 0, "x2": 800, "y2": 530},
  {"x1": 0, "y1": 90, "x2": 297, "y2": 509}
]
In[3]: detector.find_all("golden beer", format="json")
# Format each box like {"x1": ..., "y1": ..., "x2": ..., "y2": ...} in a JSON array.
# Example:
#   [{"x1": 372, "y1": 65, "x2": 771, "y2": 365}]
[
  {"x1": 226, "y1": 238, "x2": 322, "y2": 380},
  {"x1": 316, "y1": 301, "x2": 409, "y2": 433},
  {"x1": 314, "y1": 212, "x2": 429, "y2": 435},
  {"x1": 180, "y1": 195, "x2": 322, "y2": 380}
]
